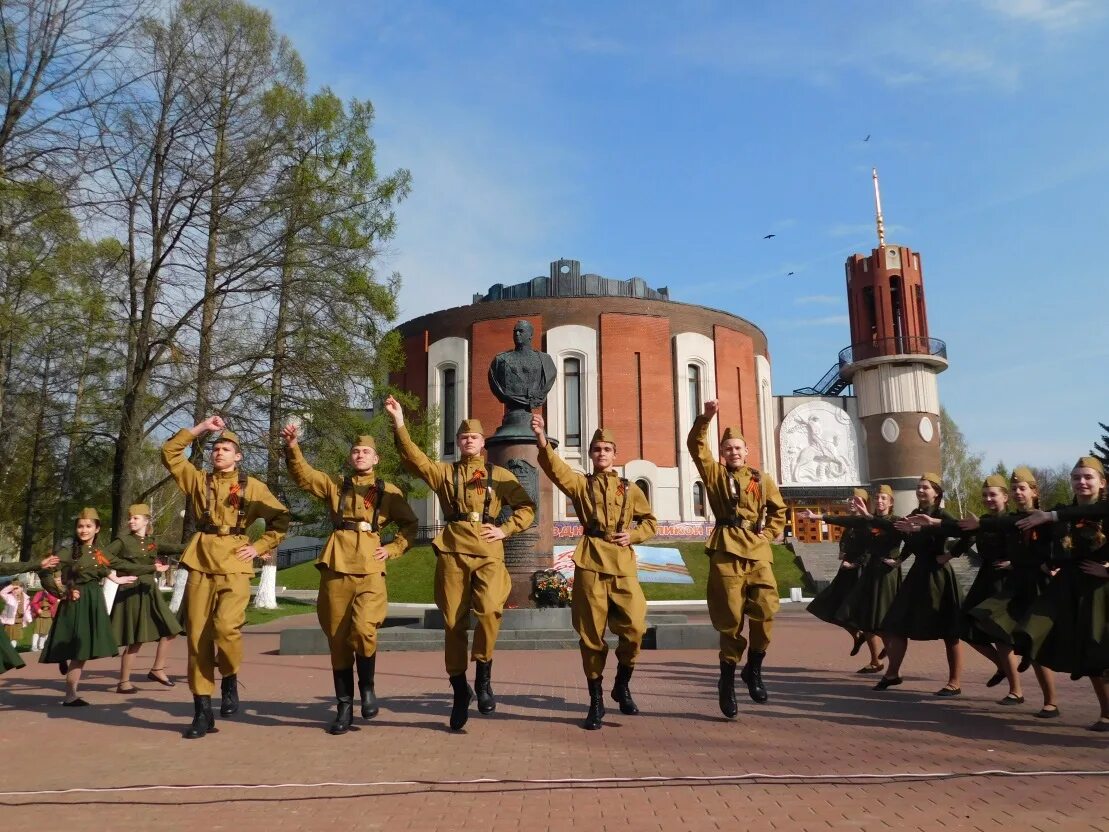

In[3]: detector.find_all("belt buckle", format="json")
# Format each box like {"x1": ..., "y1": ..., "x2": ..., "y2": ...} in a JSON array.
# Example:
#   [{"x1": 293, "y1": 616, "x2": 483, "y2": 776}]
[
  {"x1": 356, "y1": 521, "x2": 373, "y2": 533},
  {"x1": 218, "y1": 524, "x2": 231, "y2": 536},
  {"x1": 467, "y1": 511, "x2": 481, "y2": 523}
]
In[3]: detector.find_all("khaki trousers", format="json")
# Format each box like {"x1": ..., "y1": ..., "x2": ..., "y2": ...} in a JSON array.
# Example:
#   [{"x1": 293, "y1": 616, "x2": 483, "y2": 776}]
[
  {"x1": 184, "y1": 570, "x2": 251, "y2": 695},
  {"x1": 707, "y1": 552, "x2": 780, "y2": 664},
  {"x1": 571, "y1": 567, "x2": 647, "y2": 679},
  {"x1": 434, "y1": 553, "x2": 511, "y2": 676},
  {"x1": 317, "y1": 567, "x2": 388, "y2": 669}
]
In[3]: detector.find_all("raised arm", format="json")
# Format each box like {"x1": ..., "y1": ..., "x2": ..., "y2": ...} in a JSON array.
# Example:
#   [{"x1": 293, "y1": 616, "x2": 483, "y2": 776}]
[
  {"x1": 532, "y1": 414, "x2": 585, "y2": 497},
  {"x1": 686, "y1": 401, "x2": 721, "y2": 479},
  {"x1": 162, "y1": 414, "x2": 225, "y2": 492},
  {"x1": 384, "y1": 395, "x2": 447, "y2": 489},
  {"x1": 283, "y1": 424, "x2": 338, "y2": 501}
]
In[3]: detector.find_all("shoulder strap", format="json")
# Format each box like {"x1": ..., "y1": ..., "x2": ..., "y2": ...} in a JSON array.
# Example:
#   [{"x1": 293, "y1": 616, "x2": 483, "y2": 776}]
[
  {"x1": 482, "y1": 464, "x2": 495, "y2": 523},
  {"x1": 237, "y1": 471, "x2": 249, "y2": 527},
  {"x1": 615, "y1": 478, "x2": 631, "y2": 533},
  {"x1": 372, "y1": 477, "x2": 385, "y2": 532}
]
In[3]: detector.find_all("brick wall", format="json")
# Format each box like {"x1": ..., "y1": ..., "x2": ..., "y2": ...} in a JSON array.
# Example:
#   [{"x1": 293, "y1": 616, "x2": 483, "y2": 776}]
[
  {"x1": 388, "y1": 332, "x2": 428, "y2": 411},
  {"x1": 713, "y1": 325, "x2": 762, "y2": 469},
  {"x1": 598, "y1": 313, "x2": 676, "y2": 467}
]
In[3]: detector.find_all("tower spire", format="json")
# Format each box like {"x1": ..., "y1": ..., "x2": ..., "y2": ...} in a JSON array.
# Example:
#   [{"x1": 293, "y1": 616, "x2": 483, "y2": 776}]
[{"x1": 872, "y1": 168, "x2": 886, "y2": 247}]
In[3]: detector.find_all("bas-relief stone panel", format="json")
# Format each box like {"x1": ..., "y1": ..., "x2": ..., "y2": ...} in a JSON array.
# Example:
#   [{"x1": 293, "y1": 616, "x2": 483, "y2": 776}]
[{"x1": 779, "y1": 400, "x2": 864, "y2": 487}]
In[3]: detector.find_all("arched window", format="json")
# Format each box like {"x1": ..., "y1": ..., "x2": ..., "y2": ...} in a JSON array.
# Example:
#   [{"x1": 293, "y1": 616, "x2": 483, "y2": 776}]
[
  {"x1": 634, "y1": 478, "x2": 651, "y2": 502},
  {"x1": 693, "y1": 481, "x2": 707, "y2": 519},
  {"x1": 565, "y1": 495, "x2": 577, "y2": 518},
  {"x1": 441, "y1": 367, "x2": 456, "y2": 457},
  {"x1": 687, "y1": 363, "x2": 702, "y2": 425},
  {"x1": 563, "y1": 357, "x2": 581, "y2": 447}
]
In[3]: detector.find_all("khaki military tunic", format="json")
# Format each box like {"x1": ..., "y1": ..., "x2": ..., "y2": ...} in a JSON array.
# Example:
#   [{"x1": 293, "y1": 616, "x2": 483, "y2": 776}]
[
  {"x1": 162, "y1": 429, "x2": 290, "y2": 695},
  {"x1": 537, "y1": 444, "x2": 658, "y2": 678},
  {"x1": 393, "y1": 424, "x2": 535, "y2": 675},
  {"x1": 285, "y1": 444, "x2": 418, "y2": 668},
  {"x1": 688, "y1": 415, "x2": 787, "y2": 663}
]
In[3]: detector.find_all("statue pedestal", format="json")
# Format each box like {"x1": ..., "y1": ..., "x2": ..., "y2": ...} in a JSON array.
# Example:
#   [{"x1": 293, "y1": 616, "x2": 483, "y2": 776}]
[{"x1": 484, "y1": 434, "x2": 556, "y2": 608}]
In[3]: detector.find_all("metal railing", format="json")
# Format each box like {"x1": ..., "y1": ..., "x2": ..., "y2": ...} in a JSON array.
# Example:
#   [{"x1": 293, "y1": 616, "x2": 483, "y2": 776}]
[
  {"x1": 793, "y1": 363, "x2": 849, "y2": 396},
  {"x1": 838, "y1": 336, "x2": 947, "y2": 367}
]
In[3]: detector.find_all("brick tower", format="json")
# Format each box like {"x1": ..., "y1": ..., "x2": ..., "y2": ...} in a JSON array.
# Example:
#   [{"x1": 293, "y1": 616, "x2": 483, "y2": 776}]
[{"x1": 838, "y1": 170, "x2": 949, "y2": 514}]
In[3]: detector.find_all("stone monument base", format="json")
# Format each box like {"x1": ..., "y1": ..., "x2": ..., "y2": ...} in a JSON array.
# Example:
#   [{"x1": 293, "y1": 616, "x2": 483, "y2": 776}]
[{"x1": 484, "y1": 434, "x2": 555, "y2": 608}]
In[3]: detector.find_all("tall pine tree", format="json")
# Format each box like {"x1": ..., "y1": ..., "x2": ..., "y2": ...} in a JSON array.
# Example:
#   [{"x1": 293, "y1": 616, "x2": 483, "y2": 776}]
[{"x1": 1093, "y1": 422, "x2": 1109, "y2": 470}]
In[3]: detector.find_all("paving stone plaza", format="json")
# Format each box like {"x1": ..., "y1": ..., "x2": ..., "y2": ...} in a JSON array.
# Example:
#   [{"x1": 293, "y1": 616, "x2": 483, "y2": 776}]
[{"x1": 1, "y1": 607, "x2": 1105, "y2": 831}]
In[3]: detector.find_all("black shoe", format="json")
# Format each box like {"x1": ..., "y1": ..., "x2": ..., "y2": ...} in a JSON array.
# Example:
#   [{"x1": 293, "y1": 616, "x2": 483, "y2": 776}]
[
  {"x1": 873, "y1": 676, "x2": 903, "y2": 691},
  {"x1": 61, "y1": 697, "x2": 89, "y2": 707},
  {"x1": 183, "y1": 695, "x2": 217, "y2": 739},
  {"x1": 448, "y1": 674, "x2": 473, "y2": 731},
  {"x1": 997, "y1": 693, "x2": 1025, "y2": 706},
  {"x1": 718, "y1": 661, "x2": 738, "y2": 719},
  {"x1": 328, "y1": 668, "x2": 355, "y2": 735},
  {"x1": 355, "y1": 654, "x2": 379, "y2": 719},
  {"x1": 850, "y1": 632, "x2": 866, "y2": 657},
  {"x1": 475, "y1": 659, "x2": 496, "y2": 715},
  {"x1": 1034, "y1": 706, "x2": 1061, "y2": 719},
  {"x1": 740, "y1": 651, "x2": 769, "y2": 704},
  {"x1": 934, "y1": 686, "x2": 962, "y2": 697},
  {"x1": 220, "y1": 674, "x2": 239, "y2": 717},
  {"x1": 610, "y1": 664, "x2": 639, "y2": 715},
  {"x1": 986, "y1": 670, "x2": 1005, "y2": 688},
  {"x1": 583, "y1": 677, "x2": 605, "y2": 731}
]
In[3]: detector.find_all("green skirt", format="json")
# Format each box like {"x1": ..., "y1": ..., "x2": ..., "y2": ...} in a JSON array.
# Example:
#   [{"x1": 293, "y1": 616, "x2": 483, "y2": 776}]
[
  {"x1": 1014, "y1": 564, "x2": 1109, "y2": 678},
  {"x1": 0, "y1": 637, "x2": 24, "y2": 675},
  {"x1": 806, "y1": 565, "x2": 862, "y2": 626},
  {"x1": 879, "y1": 558, "x2": 963, "y2": 641},
  {"x1": 966, "y1": 566, "x2": 1045, "y2": 645},
  {"x1": 839, "y1": 557, "x2": 902, "y2": 633},
  {"x1": 110, "y1": 581, "x2": 184, "y2": 646},
  {"x1": 959, "y1": 563, "x2": 1007, "y2": 645},
  {"x1": 40, "y1": 581, "x2": 119, "y2": 663}
]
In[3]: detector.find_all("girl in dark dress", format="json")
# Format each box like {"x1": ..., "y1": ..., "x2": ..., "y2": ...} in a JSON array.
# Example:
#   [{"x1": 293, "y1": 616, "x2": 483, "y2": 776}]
[
  {"x1": 873, "y1": 473, "x2": 963, "y2": 696},
  {"x1": 940, "y1": 475, "x2": 1021, "y2": 702},
  {"x1": 801, "y1": 486, "x2": 901, "y2": 673},
  {"x1": 964, "y1": 466, "x2": 1058, "y2": 716},
  {"x1": 1015, "y1": 457, "x2": 1108, "y2": 731},
  {"x1": 802, "y1": 489, "x2": 871, "y2": 653},
  {"x1": 108, "y1": 503, "x2": 184, "y2": 693},
  {"x1": 39, "y1": 508, "x2": 137, "y2": 705}
]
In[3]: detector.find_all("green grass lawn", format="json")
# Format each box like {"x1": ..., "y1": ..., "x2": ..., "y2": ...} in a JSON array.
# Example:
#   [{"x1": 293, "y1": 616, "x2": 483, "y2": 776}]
[
  {"x1": 244, "y1": 598, "x2": 317, "y2": 627},
  {"x1": 274, "y1": 542, "x2": 802, "y2": 603}
]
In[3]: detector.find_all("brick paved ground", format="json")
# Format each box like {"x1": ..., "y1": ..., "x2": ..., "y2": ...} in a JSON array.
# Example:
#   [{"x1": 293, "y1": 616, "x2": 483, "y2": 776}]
[{"x1": 1, "y1": 610, "x2": 1106, "y2": 831}]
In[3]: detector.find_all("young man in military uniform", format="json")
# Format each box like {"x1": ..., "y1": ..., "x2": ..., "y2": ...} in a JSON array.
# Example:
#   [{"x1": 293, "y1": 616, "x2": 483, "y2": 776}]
[
  {"x1": 531, "y1": 415, "x2": 658, "y2": 730},
  {"x1": 383, "y1": 395, "x2": 535, "y2": 731},
  {"x1": 688, "y1": 399, "x2": 786, "y2": 718},
  {"x1": 162, "y1": 415, "x2": 290, "y2": 739},
  {"x1": 282, "y1": 424, "x2": 419, "y2": 735}
]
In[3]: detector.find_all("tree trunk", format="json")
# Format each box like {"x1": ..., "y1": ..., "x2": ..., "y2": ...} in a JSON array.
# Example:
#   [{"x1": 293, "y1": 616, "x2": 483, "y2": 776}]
[
  {"x1": 19, "y1": 354, "x2": 51, "y2": 560},
  {"x1": 253, "y1": 562, "x2": 278, "y2": 609}
]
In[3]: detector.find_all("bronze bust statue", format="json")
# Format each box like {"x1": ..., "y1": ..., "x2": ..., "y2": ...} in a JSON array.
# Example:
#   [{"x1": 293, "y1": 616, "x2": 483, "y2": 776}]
[{"x1": 488, "y1": 320, "x2": 557, "y2": 436}]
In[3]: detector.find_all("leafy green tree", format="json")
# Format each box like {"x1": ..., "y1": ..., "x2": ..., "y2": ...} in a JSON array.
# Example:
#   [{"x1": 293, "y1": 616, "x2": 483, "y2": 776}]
[{"x1": 939, "y1": 406, "x2": 985, "y2": 518}]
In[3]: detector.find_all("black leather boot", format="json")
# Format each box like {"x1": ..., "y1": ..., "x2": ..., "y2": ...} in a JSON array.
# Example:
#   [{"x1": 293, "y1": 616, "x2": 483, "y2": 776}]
[
  {"x1": 610, "y1": 664, "x2": 639, "y2": 715},
  {"x1": 718, "y1": 660, "x2": 738, "y2": 718},
  {"x1": 328, "y1": 668, "x2": 355, "y2": 735},
  {"x1": 220, "y1": 674, "x2": 239, "y2": 716},
  {"x1": 449, "y1": 673, "x2": 474, "y2": 731},
  {"x1": 583, "y1": 677, "x2": 605, "y2": 730},
  {"x1": 475, "y1": 659, "x2": 496, "y2": 714},
  {"x1": 740, "y1": 651, "x2": 769, "y2": 703},
  {"x1": 355, "y1": 654, "x2": 379, "y2": 719},
  {"x1": 183, "y1": 695, "x2": 217, "y2": 739}
]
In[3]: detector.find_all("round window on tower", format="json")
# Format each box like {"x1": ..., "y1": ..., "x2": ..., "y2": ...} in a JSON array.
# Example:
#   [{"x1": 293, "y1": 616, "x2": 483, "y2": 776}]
[
  {"x1": 918, "y1": 417, "x2": 934, "y2": 443},
  {"x1": 881, "y1": 417, "x2": 900, "y2": 443}
]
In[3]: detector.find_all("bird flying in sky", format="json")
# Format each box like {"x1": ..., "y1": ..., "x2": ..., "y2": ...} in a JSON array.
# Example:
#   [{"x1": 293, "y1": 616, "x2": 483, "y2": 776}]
[{"x1": 763, "y1": 233, "x2": 776, "y2": 239}]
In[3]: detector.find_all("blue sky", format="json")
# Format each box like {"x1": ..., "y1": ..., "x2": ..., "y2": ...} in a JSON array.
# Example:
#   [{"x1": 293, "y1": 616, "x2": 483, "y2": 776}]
[{"x1": 258, "y1": 0, "x2": 1108, "y2": 468}]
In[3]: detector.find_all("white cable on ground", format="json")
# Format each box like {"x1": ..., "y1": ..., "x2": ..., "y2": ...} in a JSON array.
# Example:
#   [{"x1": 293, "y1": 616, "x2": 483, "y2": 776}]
[{"x1": 1, "y1": 768, "x2": 1107, "y2": 800}]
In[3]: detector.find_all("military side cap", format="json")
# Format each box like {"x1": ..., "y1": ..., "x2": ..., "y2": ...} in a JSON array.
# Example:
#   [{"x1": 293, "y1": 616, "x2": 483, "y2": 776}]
[
  {"x1": 1074, "y1": 455, "x2": 1105, "y2": 475},
  {"x1": 77, "y1": 507, "x2": 100, "y2": 522},
  {"x1": 456, "y1": 418, "x2": 484, "y2": 436},
  {"x1": 920, "y1": 472, "x2": 943, "y2": 488},
  {"x1": 590, "y1": 428, "x2": 616, "y2": 448},
  {"x1": 721, "y1": 426, "x2": 745, "y2": 444},
  {"x1": 852, "y1": 488, "x2": 870, "y2": 501},
  {"x1": 352, "y1": 435, "x2": 377, "y2": 450},
  {"x1": 1010, "y1": 466, "x2": 1037, "y2": 486},
  {"x1": 983, "y1": 474, "x2": 1008, "y2": 490},
  {"x1": 877, "y1": 484, "x2": 894, "y2": 497},
  {"x1": 212, "y1": 429, "x2": 241, "y2": 449},
  {"x1": 129, "y1": 503, "x2": 151, "y2": 517}
]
